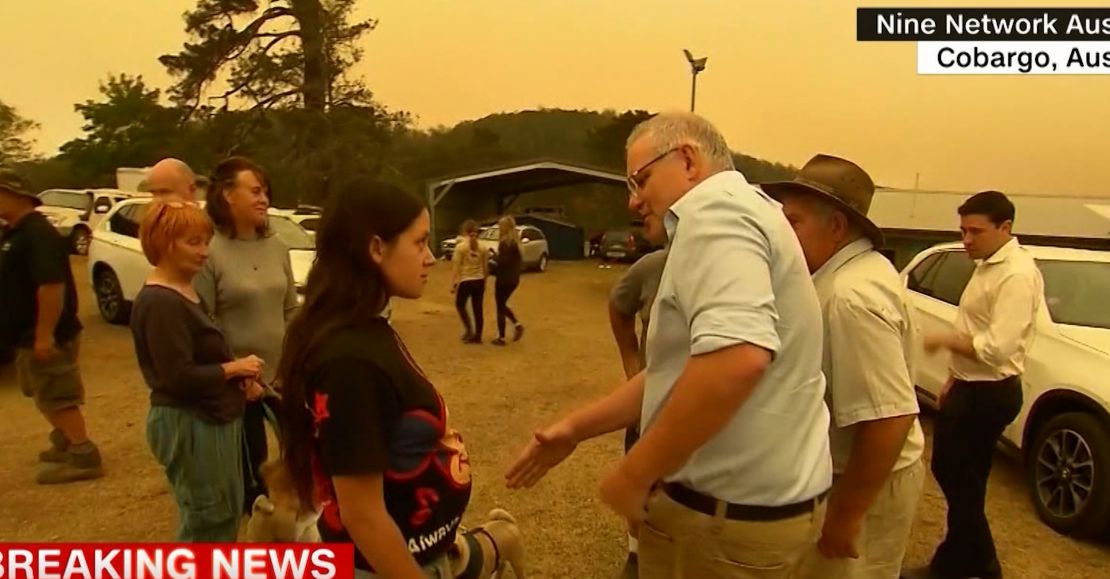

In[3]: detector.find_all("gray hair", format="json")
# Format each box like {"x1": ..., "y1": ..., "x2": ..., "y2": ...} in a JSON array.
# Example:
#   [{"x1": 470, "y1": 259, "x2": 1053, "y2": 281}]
[{"x1": 627, "y1": 111, "x2": 735, "y2": 172}]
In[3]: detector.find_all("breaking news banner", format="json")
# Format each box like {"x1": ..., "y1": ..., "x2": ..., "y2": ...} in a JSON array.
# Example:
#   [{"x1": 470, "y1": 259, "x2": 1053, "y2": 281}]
[
  {"x1": 857, "y1": 7, "x2": 1110, "y2": 75},
  {"x1": 0, "y1": 544, "x2": 354, "y2": 579}
]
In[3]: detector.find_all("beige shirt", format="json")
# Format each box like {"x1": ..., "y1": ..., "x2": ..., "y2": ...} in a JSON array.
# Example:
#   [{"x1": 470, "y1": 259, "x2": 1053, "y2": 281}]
[
  {"x1": 452, "y1": 241, "x2": 488, "y2": 282},
  {"x1": 813, "y1": 239, "x2": 925, "y2": 473},
  {"x1": 951, "y1": 238, "x2": 1044, "y2": 382}
]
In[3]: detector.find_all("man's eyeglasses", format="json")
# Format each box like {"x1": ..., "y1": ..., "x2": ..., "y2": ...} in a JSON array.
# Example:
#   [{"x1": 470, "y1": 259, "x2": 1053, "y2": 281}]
[{"x1": 627, "y1": 147, "x2": 680, "y2": 197}]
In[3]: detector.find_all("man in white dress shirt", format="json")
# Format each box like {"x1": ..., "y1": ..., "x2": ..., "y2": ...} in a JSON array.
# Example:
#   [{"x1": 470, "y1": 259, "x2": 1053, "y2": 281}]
[{"x1": 904, "y1": 191, "x2": 1043, "y2": 579}]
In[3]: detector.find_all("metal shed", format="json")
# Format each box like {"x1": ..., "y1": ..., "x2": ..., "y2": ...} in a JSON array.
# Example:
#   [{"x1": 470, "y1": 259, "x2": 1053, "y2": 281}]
[{"x1": 424, "y1": 159, "x2": 625, "y2": 250}]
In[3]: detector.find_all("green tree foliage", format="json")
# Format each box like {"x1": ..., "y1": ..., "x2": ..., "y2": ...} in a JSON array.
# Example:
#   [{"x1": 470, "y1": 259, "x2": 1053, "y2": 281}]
[
  {"x1": 57, "y1": 75, "x2": 184, "y2": 186},
  {"x1": 0, "y1": 100, "x2": 40, "y2": 164}
]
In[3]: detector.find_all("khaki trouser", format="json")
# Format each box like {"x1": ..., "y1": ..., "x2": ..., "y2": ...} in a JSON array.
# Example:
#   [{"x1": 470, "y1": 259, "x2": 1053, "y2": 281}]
[
  {"x1": 17, "y1": 337, "x2": 84, "y2": 414},
  {"x1": 639, "y1": 489, "x2": 827, "y2": 579},
  {"x1": 800, "y1": 459, "x2": 925, "y2": 579}
]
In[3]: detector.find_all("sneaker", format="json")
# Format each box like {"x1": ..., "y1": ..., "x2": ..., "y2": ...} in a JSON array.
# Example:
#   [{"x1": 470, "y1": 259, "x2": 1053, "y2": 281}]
[
  {"x1": 464, "y1": 336, "x2": 482, "y2": 344},
  {"x1": 492, "y1": 338, "x2": 507, "y2": 346},
  {"x1": 513, "y1": 324, "x2": 525, "y2": 342},
  {"x1": 36, "y1": 443, "x2": 104, "y2": 485},
  {"x1": 38, "y1": 429, "x2": 68, "y2": 463}
]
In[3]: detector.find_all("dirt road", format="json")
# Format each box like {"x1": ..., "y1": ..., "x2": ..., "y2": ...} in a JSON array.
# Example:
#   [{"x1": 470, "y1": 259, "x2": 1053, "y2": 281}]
[{"x1": 0, "y1": 257, "x2": 1107, "y2": 577}]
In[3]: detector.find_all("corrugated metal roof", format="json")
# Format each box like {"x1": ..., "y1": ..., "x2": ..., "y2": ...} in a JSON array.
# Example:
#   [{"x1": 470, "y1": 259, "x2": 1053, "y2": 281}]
[{"x1": 869, "y1": 188, "x2": 1110, "y2": 239}]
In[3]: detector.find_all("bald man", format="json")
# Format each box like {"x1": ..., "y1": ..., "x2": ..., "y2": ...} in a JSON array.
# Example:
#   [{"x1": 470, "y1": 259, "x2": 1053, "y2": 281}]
[{"x1": 145, "y1": 158, "x2": 197, "y2": 202}]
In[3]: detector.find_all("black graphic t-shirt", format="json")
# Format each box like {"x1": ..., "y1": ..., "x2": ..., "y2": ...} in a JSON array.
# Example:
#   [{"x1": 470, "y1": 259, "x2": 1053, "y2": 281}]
[{"x1": 307, "y1": 318, "x2": 472, "y2": 571}]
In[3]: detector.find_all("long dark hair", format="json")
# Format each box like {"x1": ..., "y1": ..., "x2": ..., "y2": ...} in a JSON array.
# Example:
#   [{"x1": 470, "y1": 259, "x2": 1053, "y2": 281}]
[
  {"x1": 206, "y1": 156, "x2": 272, "y2": 238},
  {"x1": 278, "y1": 177, "x2": 426, "y2": 506}
]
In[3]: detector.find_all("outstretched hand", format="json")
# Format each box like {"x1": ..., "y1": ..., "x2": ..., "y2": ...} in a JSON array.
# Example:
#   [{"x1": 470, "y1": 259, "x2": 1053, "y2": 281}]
[{"x1": 505, "y1": 420, "x2": 578, "y2": 490}]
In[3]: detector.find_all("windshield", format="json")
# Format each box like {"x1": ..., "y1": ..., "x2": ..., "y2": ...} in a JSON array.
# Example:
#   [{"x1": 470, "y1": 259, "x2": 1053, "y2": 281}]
[
  {"x1": 270, "y1": 215, "x2": 315, "y2": 250},
  {"x1": 38, "y1": 191, "x2": 90, "y2": 211},
  {"x1": 604, "y1": 230, "x2": 632, "y2": 243},
  {"x1": 1038, "y1": 259, "x2": 1110, "y2": 329},
  {"x1": 478, "y1": 228, "x2": 498, "y2": 241}
]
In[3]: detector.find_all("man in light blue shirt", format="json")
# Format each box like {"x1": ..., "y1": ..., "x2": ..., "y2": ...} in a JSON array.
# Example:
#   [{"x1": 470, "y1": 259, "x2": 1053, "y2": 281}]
[{"x1": 506, "y1": 111, "x2": 832, "y2": 578}]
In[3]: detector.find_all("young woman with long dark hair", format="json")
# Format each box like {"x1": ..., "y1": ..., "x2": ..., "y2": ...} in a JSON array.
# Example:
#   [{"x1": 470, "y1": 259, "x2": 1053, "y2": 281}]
[{"x1": 278, "y1": 178, "x2": 471, "y2": 578}]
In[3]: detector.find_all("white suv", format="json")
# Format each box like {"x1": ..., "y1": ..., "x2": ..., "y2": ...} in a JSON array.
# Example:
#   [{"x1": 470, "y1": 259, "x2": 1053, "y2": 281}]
[
  {"x1": 37, "y1": 189, "x2": 145, "y2": 255},
  {"x1": 903, "y1": 242, "x2": 1110, "y2": 538},
  {"x1": 87, "y1": 198, "x2": 316, "y2": 325}
]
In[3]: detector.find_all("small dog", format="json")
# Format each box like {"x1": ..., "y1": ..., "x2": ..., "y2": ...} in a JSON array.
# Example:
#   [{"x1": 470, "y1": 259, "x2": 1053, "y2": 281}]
[
  {"x1": 449, "y1": 508, "x2": 526, "y2": 579},
  {"x1": 242, "y1": 460, "x2": 321, "y2": 543}
]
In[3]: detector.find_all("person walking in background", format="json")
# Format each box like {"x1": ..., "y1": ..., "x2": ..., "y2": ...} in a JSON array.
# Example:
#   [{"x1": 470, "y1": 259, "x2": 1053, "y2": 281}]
[
  {"x1": 490, "y1": 215, "x2": 525, "y2": 345},
  {"x1": 507, "y1": 111, "x2": 832, "y2": 578},
  {"x1": 278, "y1": 178, "x2": 471, "y2": 578},
  {"x1": 451, "y1": 219, "x2": 489, "y2": 344},
  {"x1": 768, "y1": 155, "x2": 925, "y2": 579},
  {"x1": 0, "y1": 169, "x2": 103, "y2": 485},
  {"x1": 195, "y1": 156, "x2": 299, "y2": 516},
  {"x1": 903, "y1": 191, "x2": 1043, "y2": 579},
  {"x1": 131, "y1": 200, "x2": 264, "y2": 541},
  {"x1": 606, "y1": 213, "x2": 667, "y2": 579}
]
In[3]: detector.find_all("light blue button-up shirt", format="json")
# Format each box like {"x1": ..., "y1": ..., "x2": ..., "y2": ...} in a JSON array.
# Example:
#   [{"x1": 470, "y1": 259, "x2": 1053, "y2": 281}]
[{"x1": 642, "y1": 170, "x2": 832, "y2": 506}]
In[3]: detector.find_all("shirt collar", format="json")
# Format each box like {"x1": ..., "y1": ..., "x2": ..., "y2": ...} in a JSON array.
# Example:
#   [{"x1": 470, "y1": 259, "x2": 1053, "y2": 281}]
[
  {"x1": 813, "y1": 237, "x2": 874, "y2": 283},
  {"x1": 663, "y1": 170, "x2": 748, "y2": 242},
  {"x1": 984, "y1": 237, "x2": 1020, "y2": 265}
]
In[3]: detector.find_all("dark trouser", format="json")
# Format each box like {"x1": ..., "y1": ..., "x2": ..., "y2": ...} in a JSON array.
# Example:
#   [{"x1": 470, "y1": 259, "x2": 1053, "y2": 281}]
[
  {"x1": 495, "y1": 280, "x2": 519, "y2": 338},
  {"x1": 930, "y1": 376, "x2": 1023, "y2": 577},
  {"x1": 624, "y1": 422, "x2": 640, "y2": 453},
  {"x1": 241, "y1": 399, "x2": 269, "y2": 515},
  {"x1": 456, "y1": 279, "x2": 485, "y2": 338}
]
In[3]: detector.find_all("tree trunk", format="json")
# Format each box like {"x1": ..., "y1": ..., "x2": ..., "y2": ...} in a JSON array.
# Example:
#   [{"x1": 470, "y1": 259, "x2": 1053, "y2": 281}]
[{"x1": 291, "y1": 0, "x2": 331, "y2": 200}]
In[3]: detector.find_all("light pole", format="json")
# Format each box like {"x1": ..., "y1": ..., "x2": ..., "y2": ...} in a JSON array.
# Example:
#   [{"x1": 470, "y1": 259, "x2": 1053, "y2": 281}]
[{"x1": 683, "y1": 49, "x2": 708, "y2": 112}]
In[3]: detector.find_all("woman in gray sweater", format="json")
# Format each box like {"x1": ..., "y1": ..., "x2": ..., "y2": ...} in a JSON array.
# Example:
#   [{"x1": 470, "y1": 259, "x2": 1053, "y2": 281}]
[{"x1": 195, "y1": 156, "x2": 299, "y2": 514}]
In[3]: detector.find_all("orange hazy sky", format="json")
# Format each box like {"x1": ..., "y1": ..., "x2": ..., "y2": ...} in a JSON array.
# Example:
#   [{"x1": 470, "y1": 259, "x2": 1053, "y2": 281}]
[{"x1": 1, "y1": 0, "x2": 1107, "y2": 196}]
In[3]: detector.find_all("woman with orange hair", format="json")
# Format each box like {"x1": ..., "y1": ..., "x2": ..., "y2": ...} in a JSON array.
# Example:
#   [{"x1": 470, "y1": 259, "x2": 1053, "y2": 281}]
[{"x1": 129, "y1": 200, "x2": 264, "y2": 541}]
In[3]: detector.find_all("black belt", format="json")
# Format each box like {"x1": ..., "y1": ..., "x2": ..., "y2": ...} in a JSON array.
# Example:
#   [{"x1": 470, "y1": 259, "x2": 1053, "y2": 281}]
[{"x1": 662, "y1": 482, "x2": 828, "y2": 522}]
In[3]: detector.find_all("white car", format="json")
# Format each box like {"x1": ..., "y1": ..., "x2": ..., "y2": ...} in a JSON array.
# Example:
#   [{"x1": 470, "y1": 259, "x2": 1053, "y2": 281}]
[
  {"x1": 87, "y1": 198, "x2": 316, "y2": 325},
  {"x1": 476, "y1": 225, "x2": 550, "y2": 272},
  {"x1": 272, "y1": 206, "x2": 322, "y2": 239},
  {"x1": 903, "y1": 242, "x2": 1110, "y2": 538},
  {"x1": 37, "y1": 189, "x2": 146, "y2": 255}
]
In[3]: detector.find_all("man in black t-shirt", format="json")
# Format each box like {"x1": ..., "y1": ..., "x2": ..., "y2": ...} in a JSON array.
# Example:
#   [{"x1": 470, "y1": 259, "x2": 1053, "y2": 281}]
[{"x1": 0, "y1": 169, "x2": 103, "y2": 485}]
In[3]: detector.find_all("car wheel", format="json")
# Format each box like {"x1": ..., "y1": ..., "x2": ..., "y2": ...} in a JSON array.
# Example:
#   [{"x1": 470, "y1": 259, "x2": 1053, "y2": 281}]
[
  {"x1": 1028, "y1": 412, "x2": 1110, "y2": 537},
  {"x1": 71, "y1": 227, "x2": 91, "y2": 256},
  {"x1": 94, "y1": 268, "x2": 131, "y2": 325},
  {"x1": 537, "y1": 253, "x2": 548, "y2": 272}
]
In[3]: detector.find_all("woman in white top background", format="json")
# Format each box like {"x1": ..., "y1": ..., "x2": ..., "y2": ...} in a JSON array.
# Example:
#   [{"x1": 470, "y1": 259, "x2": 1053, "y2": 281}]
[{"x1": 451, "y1": 219, "x2": 489, "y2": 344}]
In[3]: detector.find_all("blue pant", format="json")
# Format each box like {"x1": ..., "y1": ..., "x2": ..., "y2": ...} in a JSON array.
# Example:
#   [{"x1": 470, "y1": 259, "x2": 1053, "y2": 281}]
[{"x1": 147, "y1": 406, "x2": 244, "y2": 542}]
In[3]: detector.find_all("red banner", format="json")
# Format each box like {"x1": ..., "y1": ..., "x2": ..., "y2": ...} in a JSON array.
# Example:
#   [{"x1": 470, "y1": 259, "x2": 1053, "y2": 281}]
[{"x1": 0, "y1": 544, "x2": 354, "y2": 579}]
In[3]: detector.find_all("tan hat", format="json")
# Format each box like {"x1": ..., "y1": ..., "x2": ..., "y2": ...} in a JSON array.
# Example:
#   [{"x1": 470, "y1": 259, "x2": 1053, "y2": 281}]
[
  {"x1": 762, "y1": 154, "x2": 883, "y2": 247},
  {"x1": 0, "y1": 168, "x2": 40, "y2": 207}
]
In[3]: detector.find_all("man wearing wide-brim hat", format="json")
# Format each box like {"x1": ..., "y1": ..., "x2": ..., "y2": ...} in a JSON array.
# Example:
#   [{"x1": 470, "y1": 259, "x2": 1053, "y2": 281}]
[
  {"x1": 0, "y1": 168, "x2": 104, "y2": 485},
  {"x1": 765, "y1": 155, "x2": 925, "y2": 579}
]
